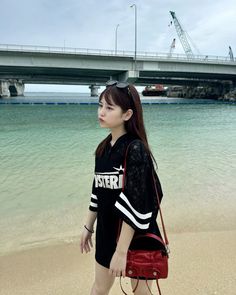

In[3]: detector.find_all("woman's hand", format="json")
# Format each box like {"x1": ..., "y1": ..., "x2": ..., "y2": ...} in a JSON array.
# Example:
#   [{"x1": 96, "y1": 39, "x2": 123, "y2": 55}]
[
  {"x1": 109, "y1": 250, "x2": 127, "y2": 278},
  {"x1": 80, "y1": 227, "x2": 93, "y2": 254},
  {"x1": 109, "y1": 221, "x2": 134, "y2": 277}
]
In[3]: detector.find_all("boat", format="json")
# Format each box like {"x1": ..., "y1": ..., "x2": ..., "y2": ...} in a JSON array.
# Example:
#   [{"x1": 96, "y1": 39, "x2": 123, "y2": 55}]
[{"x1": 142, "y1": 84, "x2": 167, "y2": 96}]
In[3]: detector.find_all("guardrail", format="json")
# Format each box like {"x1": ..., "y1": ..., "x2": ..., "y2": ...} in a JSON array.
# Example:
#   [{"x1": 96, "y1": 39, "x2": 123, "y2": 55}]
[{"x1": 0, "y1": 43, "x2": 235, "y2": 64}]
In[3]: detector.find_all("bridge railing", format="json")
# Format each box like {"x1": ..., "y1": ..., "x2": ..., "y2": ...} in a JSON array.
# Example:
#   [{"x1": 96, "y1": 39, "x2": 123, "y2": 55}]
[{"x1": 0, "y1": 43, "x2": 234, "y2": 64}]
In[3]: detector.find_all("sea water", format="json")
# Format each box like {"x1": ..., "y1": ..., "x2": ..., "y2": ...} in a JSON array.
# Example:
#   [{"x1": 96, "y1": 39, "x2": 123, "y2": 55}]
[{"x1": 0, "y1": 93, "x2": 235, "y2": 254}]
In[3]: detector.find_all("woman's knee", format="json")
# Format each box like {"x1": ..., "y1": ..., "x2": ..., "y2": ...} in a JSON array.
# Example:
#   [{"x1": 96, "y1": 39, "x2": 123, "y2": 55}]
[{"x1": 91, "y1": 262, "x2": 115, "y2": 295}]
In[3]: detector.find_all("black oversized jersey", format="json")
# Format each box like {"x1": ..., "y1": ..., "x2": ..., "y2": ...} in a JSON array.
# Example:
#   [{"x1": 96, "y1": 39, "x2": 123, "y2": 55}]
[{"x1": 89, "y1": 133, "x2": 164, "y2": 268}]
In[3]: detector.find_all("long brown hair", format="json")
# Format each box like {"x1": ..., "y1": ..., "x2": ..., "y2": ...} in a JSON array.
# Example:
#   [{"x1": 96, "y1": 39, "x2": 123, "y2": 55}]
[{"x1": 95, "y1": 84, "x2": 157, "y2": 166}]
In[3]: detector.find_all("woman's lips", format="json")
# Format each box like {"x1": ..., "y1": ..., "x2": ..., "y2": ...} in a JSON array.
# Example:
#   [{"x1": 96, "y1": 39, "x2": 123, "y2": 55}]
[{"x1": 99, "y1": 117, "x2": 105, "y2": 123}]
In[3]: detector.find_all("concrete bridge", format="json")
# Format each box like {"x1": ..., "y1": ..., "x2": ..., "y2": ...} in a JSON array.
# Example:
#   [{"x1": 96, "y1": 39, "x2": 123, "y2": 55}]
[{"x1": 0, "y1": 44, "x2": 235, "y2": 97}]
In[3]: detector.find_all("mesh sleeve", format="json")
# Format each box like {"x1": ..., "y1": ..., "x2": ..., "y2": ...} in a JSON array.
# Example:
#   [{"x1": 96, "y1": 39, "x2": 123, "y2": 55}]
[{"x1": 114, "y1": 140, "x2": 157, "y2": 231}]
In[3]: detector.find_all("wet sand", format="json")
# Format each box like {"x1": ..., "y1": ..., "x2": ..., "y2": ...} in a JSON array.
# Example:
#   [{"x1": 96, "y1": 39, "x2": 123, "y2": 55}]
[{"x1": 0, "y1": 230, "x2": 236, "y2": 295}]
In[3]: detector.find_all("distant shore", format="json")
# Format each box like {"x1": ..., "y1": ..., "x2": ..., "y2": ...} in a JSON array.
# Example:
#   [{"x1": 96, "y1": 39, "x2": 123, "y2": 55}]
[{"x1": 0, "y1": 92, "x2": 234, "y2": 105}]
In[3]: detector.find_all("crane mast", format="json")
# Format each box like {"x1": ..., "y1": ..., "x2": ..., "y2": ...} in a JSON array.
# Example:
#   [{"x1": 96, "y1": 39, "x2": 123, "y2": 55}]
[
  {"x1": 168, "y1": 38, "x2": 176, "y2": 57},
  {"x1": 169, "y1": 11, "x2": 194, "y2": 58},
  {"x1": 229, "y1": 46, "x2": 234, "y2": 61}
]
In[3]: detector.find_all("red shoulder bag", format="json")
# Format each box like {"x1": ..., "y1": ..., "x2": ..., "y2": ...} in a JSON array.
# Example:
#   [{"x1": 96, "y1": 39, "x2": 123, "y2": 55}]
[{"x1": 119, "y1": 144, "x2": 170, "y2": 295}]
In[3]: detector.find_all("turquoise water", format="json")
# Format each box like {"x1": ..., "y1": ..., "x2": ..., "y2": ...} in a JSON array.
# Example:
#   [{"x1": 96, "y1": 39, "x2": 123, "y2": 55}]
[{"x1": 0, "y1": 94, "x2": 236, "y2": 254}]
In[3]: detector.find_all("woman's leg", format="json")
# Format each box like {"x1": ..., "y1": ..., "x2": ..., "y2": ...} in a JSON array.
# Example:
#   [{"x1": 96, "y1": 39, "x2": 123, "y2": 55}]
[
  {"x1": 131, "y1": 278, "x2": 153, "y2": 295},
  {"x1": 90, "y1": 262, "x2": 115, "y2": 295}
]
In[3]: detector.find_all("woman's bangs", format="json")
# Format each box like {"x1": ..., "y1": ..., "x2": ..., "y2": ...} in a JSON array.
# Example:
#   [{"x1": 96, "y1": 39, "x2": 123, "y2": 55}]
[
  {"x1": 99, "y1": 88, "x2": 117, "y2": 106},
  {"x1": 99, "y1": 85, "x2": 132, "y2": 111}
]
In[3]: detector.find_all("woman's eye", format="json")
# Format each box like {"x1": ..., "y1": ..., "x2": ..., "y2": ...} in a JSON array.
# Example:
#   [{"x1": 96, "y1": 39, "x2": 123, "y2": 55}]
[{"x1": 98, "y1": 103, "x2": 113, "y2": 110}]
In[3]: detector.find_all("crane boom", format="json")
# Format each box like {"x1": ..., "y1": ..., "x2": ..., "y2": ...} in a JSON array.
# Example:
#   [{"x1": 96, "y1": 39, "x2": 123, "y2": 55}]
[{"x1": 169, "y1": 11, "x2": 194, "y2": 58}]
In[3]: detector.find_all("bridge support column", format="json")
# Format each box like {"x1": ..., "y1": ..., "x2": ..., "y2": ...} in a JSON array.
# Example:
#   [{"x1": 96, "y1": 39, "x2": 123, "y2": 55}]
[
  {"x1": 0, "y1": 81, "x2": 10, "y2": 98},
  {"x1": 9, "y1": 80, "x2": 25, "y2": 96},
  {"x1": 89, "y1": 84, "x2": 100, "y2": 97},
  {"x1": 0, "y1": 80, "x2": 25, "y2": 98},
  {"x1": 116, "y1": 70, "x2": 139, "y2": 83}
]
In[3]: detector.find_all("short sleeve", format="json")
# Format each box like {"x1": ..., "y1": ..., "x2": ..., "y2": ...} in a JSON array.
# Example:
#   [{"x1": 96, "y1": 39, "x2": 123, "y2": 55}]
[
  {"x1": 114, "y1": 140, "x2": 157, "y2": 231},
  {"x1": 89, "y1": 179, "x2": 98, "y2": 212}
]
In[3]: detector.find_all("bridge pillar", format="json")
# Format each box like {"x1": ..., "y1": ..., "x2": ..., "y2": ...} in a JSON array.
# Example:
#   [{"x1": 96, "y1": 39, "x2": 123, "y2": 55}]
[
  {"x1": 16, "y1": 80, "x2": 24, "y2": 96},
  {"x1": 9, "y1": 80, "x2": 25, "y2": 96},
  {"x1": 0, "y1": 80, "x2": 25, "y2": 98},
  {"x1": 89, "y1": 84, "x2": 100, "y2": 97},
  {"x1": 0, "y1": 81, "x2": 10, "y2": 98},
  {"x1": 117, "y1": 70, "x2": 139, "y2": 83}
]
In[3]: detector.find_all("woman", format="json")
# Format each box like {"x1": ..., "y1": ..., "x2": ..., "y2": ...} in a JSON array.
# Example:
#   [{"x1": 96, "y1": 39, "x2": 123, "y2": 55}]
[{"x1": 80, "y1": 81, "x2": 164, "y2": 295}]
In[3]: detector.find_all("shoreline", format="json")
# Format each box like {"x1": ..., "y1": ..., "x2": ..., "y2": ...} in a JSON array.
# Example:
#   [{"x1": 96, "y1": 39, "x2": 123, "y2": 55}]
[
  {"x1": 1, "y1": 93, "x2": 235, "y2": 105},
  {"x1": 1, "y1": 90, "x2": 235, "y2": 103},
  {"x1": 1, "y1": 229, "x2": 236, "y2": 295}
]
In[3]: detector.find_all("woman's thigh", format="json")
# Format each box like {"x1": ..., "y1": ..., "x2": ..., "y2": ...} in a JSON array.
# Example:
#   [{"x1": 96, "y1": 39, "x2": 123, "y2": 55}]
[
  {"x1": 91, "y1": 262, "x2": 115, "y2": 295},
  {"x1": 131, "y1": 278, "x2": 153, "y2": 295}
]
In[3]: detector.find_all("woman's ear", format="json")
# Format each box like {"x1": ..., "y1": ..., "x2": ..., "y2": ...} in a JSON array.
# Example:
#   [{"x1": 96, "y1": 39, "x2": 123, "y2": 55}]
[{"x1": 123, "y1": 109, "x2": 133, "y2": 121}]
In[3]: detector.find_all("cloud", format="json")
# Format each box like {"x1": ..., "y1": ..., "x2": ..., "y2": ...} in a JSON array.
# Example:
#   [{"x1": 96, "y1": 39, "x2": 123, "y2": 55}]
[
  {"x1": 1, "y1": 0, "x2": 235, "y2": 56},
  {"x1": 1, "y1": 0, "x2": 235, "y2": 91}
]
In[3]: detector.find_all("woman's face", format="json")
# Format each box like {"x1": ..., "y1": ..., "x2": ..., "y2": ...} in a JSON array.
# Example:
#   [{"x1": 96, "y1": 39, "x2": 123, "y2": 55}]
[{"x1": 98, "y1": 97, "x2": 128, "y2": 130}]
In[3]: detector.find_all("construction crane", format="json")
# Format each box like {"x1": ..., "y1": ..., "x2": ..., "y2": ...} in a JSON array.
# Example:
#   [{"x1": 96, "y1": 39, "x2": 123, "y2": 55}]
[
  {"x1": 229, "y1": 46, "x2": 234, "y2": 61},
  {"x1": 169, "y1": 11, "x2": 195, "y2": 58},
  {"x1": 168, "y1": 38, "x2": 176, "y2": 57}
]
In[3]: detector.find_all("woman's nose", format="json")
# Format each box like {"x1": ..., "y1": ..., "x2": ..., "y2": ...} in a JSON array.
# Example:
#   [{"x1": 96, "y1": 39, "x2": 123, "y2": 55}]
[{"x1": 99, "y1": 107, "x2": 105, "y2": 116}]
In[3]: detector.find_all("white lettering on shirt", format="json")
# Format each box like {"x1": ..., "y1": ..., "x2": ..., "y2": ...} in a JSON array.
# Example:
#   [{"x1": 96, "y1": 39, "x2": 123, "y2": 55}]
[{"x1": 94, "y1": 173, "x2": 123, "y2": 189}]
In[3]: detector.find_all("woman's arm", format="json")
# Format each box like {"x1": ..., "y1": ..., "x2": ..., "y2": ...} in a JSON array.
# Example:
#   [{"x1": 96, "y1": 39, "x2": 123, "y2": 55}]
[
  {"x1": 109, "y1": 221, "x2": 135, "y2": 277},
  {"x1": 85, "y1": 210, "x2": 97, "y2": 231},
  {"x1": 80, "y1": 211, "x2": 97, "y2": 254}
]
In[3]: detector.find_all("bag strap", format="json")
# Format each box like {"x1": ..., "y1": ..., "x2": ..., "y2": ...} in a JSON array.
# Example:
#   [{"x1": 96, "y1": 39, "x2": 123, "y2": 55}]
[
  {"x1": 120, "y1": 277, "x2": 162, "y2": 295},
  {"x1": 120, "y1": 277, "x2": 139, "y2": 294},
  {"x1": 151, "y1": 170, "x2": 169, "y2": 248},
  {"x1": 122, "y1": 142, "x2": 169, "y2": 252},
  {"x1": 133, "y1": 233, "x2": 166, "y2": 248}
]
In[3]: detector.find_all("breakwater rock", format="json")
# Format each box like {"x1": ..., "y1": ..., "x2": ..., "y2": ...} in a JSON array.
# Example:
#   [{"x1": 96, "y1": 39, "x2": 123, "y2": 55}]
[
  {"x1": 219, "y1": 89, "x2": 236, "y2": 102},
  {"x1": 167, "y1": 86, "x2": 236, "y2": 102}
]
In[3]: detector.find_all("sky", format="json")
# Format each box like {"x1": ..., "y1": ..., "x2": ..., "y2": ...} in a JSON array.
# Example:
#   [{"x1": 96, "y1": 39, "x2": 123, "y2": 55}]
[{"x1": 1, "y1": 0, "x2": 236, "y2": 92}]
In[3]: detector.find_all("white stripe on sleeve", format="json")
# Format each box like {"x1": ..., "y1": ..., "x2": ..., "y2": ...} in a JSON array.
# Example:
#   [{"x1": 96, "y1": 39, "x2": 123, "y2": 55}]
[
  {"x1": 115, "y1": 202, "x2": 150, "y2": 230},
  {"x1": 90, "y1": 201, "x2": 98, "y2": 208},
  {"x1": 91, "y1": 194, "x2": 97, "y2": 200},
  {"x1": 119, "y1": 192, "x2": 152, "y2": 219}
]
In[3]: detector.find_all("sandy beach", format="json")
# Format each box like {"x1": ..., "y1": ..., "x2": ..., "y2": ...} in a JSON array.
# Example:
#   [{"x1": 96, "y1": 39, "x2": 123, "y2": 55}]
[
  {"x1": 0, "y1": 229, "x2": 235, "y2": 295},
  {"x1": 1, "y1": 101, "x2": 236, "y2": 294}
]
